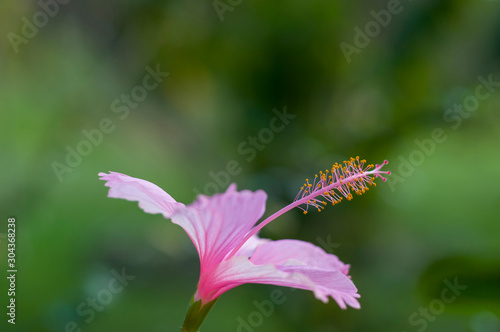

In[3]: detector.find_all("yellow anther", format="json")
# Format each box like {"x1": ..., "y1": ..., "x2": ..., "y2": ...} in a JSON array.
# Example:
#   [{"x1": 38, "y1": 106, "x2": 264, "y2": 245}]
[{"x1": 295, "y1": 157, "x2": 384, "y2": 215}]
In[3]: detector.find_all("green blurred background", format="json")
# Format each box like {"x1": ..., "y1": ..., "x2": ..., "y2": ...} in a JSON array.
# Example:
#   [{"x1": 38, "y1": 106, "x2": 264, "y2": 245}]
[{"x1": 1, "y1": 0, "x2": 499, "y2": 331}]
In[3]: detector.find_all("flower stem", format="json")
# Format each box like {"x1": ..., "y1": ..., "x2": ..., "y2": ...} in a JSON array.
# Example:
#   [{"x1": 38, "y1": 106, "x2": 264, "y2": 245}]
[{"x1": 180, "y1": 293, "x2": 218, "y2": 332}]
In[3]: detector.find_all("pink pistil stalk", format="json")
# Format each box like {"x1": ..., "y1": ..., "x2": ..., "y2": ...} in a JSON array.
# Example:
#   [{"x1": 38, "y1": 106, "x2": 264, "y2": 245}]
[{"x1": 227, "y1": 158, "x2": 390, "y2": 259}]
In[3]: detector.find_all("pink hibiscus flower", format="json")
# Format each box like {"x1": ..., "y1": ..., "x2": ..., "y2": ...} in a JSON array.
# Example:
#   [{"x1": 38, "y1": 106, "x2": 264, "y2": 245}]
[{"x1": 99, "y1": 157, "x2": 389, "y2": 331}]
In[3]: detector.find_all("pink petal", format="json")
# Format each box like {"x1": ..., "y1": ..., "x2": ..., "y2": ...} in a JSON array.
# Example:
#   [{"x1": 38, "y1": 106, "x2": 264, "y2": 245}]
[
  {"x1": 250, "y1": 240, "x2": 359, "y2": 308},
  {"x1": 98, "y1": 172, "x2": 184, "y2": 218},
  {"x1": 171, "y1": 185, "x2": 267, "y2": 275},
  {"x1": 278, "y1": 265, "x2": 360, "y2": 309},
  {"x1": 232, "y1": 234, "x2": 270, "y2": 258},
  {"x1": 250, "y1": 239, "x2": 350, "y2": 275},
  {"x1": 198, "y1": 256, "x2": 360, "y2": 309},
  {"x1": 196, "y1": 256, "x2": 314, "y2": 302}
]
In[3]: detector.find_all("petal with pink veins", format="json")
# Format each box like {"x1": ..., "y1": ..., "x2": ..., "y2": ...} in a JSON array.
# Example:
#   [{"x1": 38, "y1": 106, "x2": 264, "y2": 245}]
[
  {"x1": 249, "y1": 240, "x2": 359, "y2": 308},
  {"x1": 250, "y1": 239, "x2": 351, "y2": 275},
  {"x1": 277, "y1": 264, "x2": 360, "y2": 309},
  {"x1": 198, "y1": 255, "x2": 360, "y2": 309},
  {"x1": 233, "y1": 235, "x2": 270, "y2": 258},
  {"x1": 171, "y1": 185, "x2": 267, "y2": 274},
  {"x1": 98, "y1": 172, "x2": 184, "y2": 218},
  {"x1": 196, "y1": 256, "x2": 314, "y2": 303}
]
